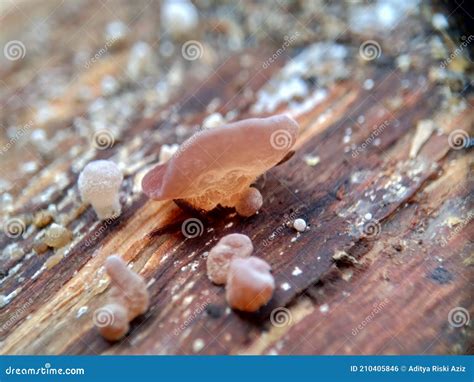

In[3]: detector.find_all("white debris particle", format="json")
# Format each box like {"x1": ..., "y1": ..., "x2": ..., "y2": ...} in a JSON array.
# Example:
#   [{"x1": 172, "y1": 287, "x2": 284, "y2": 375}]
[
  {"x1": 396, "y1": 54, "x2": 411, "y2": 72},
  {"x1": 409, "y1": 119, "x2": 434, "y2": 158},
  {"x1": 21, "y1": 161, "x2": 39, "y2": 174},
  {"x1": 161, "y1": 0, "x2": 199, "y2": 39},
  {"x1": 293, "y1": 218, "x2": 307, "y2": 232},
  {"x1": 292, "y1": 266, "x2": 302, "y2": 276},
  {"x1": 319, "y1": 303, "x2": 329, "y2": 313},
  {"x1": 127, "y1": 41, "x2": 155, "y2": 81},
  {"x1": 76, "y1": 306, "x2": 88, "y2": 318},
  {"x1": 202, "y1": 113, "x2": 225, "y2": 129},
  {"x1": 105, "y1": 20, "x2": 128, "y2": 43},
  {"x1": 364, "y1": 213, "x2": 372, "y2": 220},
  {"x1": 190, "y1": 260, "x2": 200, "y2": 272},
  {"x1": 192, "y1": 338, "x2": 205, "y2": 353},
  {"x1": 183, "y1": 295, "x2": 194, "y2": 306},
  {"x1": 159, "y1": 144, "x2": 179, "y2": 163},
  {"x1": 224, "y1": 222, "x2": 234, "y2": 229},
  {"x1": 363, "y1": 79, "x2": 374, "y2": 90},
  {"x1": 303, "y1": 154, "x2": 320, "y2": 167},
  {"x1": 101, "y1": 75, "x2": 120, "y2": 96},
  {"x1": 281, "y1": 282, "x2": 291, "y2": 291},
  {"x1": 432, "y1": 13, "x2": 448, "y2": 30}
]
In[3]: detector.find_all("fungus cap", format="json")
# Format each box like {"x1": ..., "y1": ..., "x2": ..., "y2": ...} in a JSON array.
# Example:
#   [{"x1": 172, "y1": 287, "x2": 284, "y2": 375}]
[{"x1": 142, "y1": 114, "x2": 299, "y2": 210}]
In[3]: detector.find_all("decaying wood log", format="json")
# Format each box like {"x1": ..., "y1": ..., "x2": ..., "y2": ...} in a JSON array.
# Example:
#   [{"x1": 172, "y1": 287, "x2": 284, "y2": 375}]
[{"x1": 0, "y1": 0, "x2": 472, "y2": 355}]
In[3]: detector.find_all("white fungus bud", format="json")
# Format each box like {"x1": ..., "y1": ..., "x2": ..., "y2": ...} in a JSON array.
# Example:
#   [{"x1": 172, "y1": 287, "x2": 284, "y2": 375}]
[
  {"x1": 78, "y1": 160, "x2": 123, "y2": 220},
  {"x1": 161, "y1": 0, "x2": 199, "y2": 39},
  {"x1": 293, "y1": 218, "x2": 307, "y2": 232}
]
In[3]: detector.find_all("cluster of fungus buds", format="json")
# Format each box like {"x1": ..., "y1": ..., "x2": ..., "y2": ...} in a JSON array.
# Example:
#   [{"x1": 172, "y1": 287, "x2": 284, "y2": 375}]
[
  {"x1": 78, "y1": 160, "x2": 123, "y2": 220},
  {"x1": 206, "y1": 233, "x2": 253, "y2": 285},
  {"x1": 142, "y1": 114, "x2": 299, "y2": 217},
  {"x1": 95, "y1": 255, "x2": 150, "y2": 341},
  {"x1": 206, "y1": 233, "x2": 275, "y2": 312}
]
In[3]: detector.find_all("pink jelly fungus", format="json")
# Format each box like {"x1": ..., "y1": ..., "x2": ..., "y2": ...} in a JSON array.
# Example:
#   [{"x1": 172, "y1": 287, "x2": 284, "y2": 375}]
[
  {"x1": 235, "y1": 187, "x2": 263, "y2": 217},
  {"x1": 226, "y1": 256, "x2": 275, "y2": 312},
  {"x1": 96, "y1": 255, "x2": 149, "y2": 341},
  {"x1": 142, "y1": 114, "x2": 299, "y2": 211},
  {"x1": 206, "y1": 233, "x2": 253, "y2": 285}
]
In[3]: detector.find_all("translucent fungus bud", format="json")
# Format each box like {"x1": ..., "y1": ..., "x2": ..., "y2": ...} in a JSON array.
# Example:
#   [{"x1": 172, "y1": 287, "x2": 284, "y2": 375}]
[
  {"x1": 226, "y1": 257, "x2": 274, "y2": 312},
  {"x1": 95, "y1": 255, "x2": 150, "y2": 341},
  {"x1": 43, "y1": 223, "x2": 72, "y2": 248},
  {"x1": 235, "y1": 187, "x2": 263, "y2": 217},
  {"x1": 78, "y1": 160, "x2": 123, "y2": 220},
  {"x1": 206, "y1": 233, "x2": 253, "y2": 285}
]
